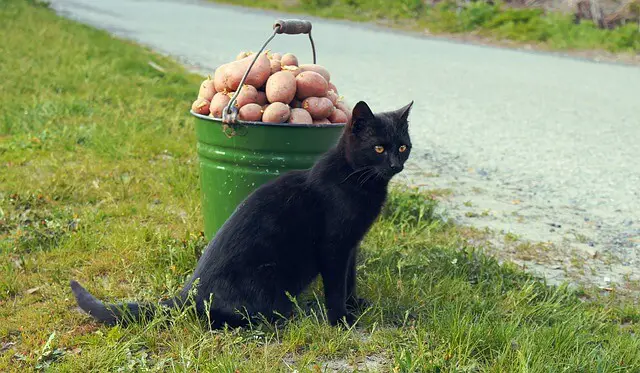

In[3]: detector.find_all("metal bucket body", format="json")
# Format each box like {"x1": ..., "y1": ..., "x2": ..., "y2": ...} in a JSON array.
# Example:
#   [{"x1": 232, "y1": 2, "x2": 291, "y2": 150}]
[{"x1": 193, "y1": 112, "x2": 344, "y2": 240}]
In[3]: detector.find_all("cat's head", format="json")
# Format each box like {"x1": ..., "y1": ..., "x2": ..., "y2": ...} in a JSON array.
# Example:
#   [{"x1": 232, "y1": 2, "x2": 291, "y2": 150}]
[{"x1": 343, "y1": 100, "x2": 413, "y2": 180}]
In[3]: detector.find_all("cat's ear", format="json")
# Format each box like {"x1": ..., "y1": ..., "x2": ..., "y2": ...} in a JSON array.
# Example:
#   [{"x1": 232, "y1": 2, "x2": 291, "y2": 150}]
[
  {"x1": 349, "y1": 101, "x2": 374, "y2": 132},
  {"x1": 397, "y1": 101, "x2": 414, "y2": 123}
]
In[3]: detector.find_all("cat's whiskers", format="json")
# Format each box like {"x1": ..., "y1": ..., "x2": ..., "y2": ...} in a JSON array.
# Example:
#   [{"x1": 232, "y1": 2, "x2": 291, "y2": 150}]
[
  {"x1": 358, "y1": 168, "x2": 379, "y2": 186},
  {"x1": 341, "y1": 166, "x2": 373, "y2": 184},
  {"x1": 356, "y1": 168, "x2": 373, "y2": 185}
]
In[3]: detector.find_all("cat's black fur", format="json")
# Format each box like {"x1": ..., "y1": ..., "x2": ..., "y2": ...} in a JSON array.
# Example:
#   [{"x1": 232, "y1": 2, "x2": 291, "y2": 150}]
[{"x1": 70, "y1": 100, "x2": 413, "y2": 328}]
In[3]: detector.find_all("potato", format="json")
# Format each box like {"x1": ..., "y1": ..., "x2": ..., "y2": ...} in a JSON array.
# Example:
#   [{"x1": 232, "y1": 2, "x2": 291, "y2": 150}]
[
  {"x1": 229, "y1": 85, "x2": 258, "y2": 108},
  {"x1": 223, "y1": 52, "x2": 270, "y2": 91},
  {"x1": 209, "y1": 92, "x2": 231, "y2": 118},
  {"x1": 191, "y1": 97, "x2": 210, "y2": 115},
  {"x1": 281, "y1": 53, "x2": 298, "y2": 67},
  {"x1": 290, "y1": 99, "x2": 302, "y2": 108},
  {"x1": 266, "y1": 71, "x2": 296, "y2": 104},
  {"x1": 296, "y1": 71, "x2": 328, "y2": 100},
  {"x1": 262, "y1": 102, "x2": 291, "y2": 123},
  {"x1": 213, "y1": 65, "x2": 227, "y2": 93},
  {"x1": 270, "y1": 59, "x2": 282, "y2": 74},
  {"x1": 256, "y1": 91, "x2": 268, "y2": 106},
  {"x1": 236, "y1": 51, "x2": 252, "y2": 60},
  {"x1": 238, "y1": 103, "x2": 263, "y2": 121},
  {"x1": 282, "y1": 65, "x2": 301, "y2": 77},
  {"x1": 302, "y1": 97, "x2": 334, "y2": 120},
  {"x1": 326, "y1": 89, "x2": 338, "y2": 105},
  {"x1": 335, "y1": 101, "x2": 351, "y2": 122},
  {"x1": 270, "y1": 52, "x2": 282, "y2": 61},
  {"x1": 299, "y1": 64, "x2": 330, "y2": 82},
  {"x1": 288, "y1": 108, "x2": 313, "y2": 124},
  {"x1": 313, "y1": 118, "x2": 331, "y2": 125},
  {"x1": 328, "y1": 108, "x2": 347, "y2": 124},
  {"x1": 198, "y1": 77, "x2": 216, "y2": 101},
  {"x1": 328, "y1": 82, "x2": 338, "y2": 94}
]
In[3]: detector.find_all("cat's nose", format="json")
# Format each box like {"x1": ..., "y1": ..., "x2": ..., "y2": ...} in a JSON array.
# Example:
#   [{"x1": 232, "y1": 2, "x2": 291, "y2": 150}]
[{"x1": 390, "y1": 163, "x2": 403, "y2": 172}]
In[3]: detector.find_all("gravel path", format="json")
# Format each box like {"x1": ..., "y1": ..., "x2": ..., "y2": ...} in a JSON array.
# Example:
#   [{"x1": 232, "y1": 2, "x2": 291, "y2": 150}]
[{"x1": 48, "y1": 0, "x2": 640, "y2": 290}]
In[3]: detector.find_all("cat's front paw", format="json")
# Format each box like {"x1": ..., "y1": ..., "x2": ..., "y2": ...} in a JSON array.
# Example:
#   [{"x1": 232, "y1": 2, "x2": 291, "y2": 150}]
[
  {"x1": 332, "y1": 313, "x2": 356, "y2": 328},
  {"x1": 346, "y1": 297, "x2": 370, "y2": 312},
  {"x1": 328, "y1": 308, "x2": 354, "y2": 327}
]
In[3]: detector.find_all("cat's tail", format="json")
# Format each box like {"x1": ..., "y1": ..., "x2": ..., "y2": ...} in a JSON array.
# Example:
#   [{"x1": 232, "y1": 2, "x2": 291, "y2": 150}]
[{"x1": 70, "y1": 280, "x2": 177, "y2": 326}]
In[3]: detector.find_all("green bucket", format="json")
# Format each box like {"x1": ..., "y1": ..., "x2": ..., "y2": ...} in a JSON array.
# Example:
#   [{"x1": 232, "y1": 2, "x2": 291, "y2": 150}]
[
  {"x1": 192, "y1": 19, "x2": 345, "y2": 240},
  {"x1": 192, "y1": 114, "x2": 343, "y2": 240}
]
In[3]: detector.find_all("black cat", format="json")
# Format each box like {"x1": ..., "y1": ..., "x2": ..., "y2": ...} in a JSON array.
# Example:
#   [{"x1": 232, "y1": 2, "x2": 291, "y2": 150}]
[{"x1": 70, "y1": 100, "x2": 413, "y2": 328}]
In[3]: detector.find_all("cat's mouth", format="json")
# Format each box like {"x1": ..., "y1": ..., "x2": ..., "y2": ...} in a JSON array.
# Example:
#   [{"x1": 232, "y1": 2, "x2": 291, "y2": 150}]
[
  {"x1": 379, "y1": 166, "x2": 404, "y2": 179},
  {"x1": 389, "y1": 163, "x2": 405, "y2": 174}
]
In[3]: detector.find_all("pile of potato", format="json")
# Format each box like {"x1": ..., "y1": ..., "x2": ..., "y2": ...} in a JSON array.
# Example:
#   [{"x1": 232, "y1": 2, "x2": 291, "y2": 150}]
[{"x1": 191, "y1": 51, "x2": 351, "y2": 125}]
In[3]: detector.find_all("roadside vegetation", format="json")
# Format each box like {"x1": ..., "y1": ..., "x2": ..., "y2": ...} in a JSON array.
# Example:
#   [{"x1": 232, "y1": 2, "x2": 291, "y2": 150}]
[
  {"x1": 214, "y1": 0, "x2": 640, "y2": 54},
  {"x1": 1, "y1": 1, "x2": 639, "y2": 371}
]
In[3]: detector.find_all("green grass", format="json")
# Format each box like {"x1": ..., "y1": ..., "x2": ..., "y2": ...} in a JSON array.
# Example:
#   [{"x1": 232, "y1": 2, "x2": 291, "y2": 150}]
[
  {"x1": 213, "y1": 0, "x2": 640, "y2": 54},
  {"x1": 1, "y1": 1, "x2": 639, "y2": 371}
]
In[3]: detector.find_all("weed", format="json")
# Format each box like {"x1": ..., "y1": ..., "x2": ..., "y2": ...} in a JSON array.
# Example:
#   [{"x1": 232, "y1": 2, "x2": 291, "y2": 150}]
[
  {"x1": 1, "y1": 2, "x2": 639, "y2": 371},
  {"x1": 211, "y1": 0, "x2": 640, "y2": 53}
]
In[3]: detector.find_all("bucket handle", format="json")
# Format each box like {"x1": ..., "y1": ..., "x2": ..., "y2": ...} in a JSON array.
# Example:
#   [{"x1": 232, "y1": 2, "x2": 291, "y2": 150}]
[{"x1": 222, "y1": 19, "x2": 316, "y2": 126}]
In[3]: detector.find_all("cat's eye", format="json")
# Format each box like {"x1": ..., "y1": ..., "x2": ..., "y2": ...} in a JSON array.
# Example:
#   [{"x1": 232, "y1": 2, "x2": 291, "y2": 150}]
[
  {"x1": 374, "y1": 146, "x2": 385, "y2": 154},
  {"x1": 399, "y1": 145, "x2": 407, "y2": 153}
]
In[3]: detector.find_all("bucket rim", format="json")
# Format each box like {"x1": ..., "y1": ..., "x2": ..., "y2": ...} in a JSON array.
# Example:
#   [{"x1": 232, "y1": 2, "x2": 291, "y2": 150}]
[{"x1": 190, "y1": 111, "x2": 346, "y2": 129}]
